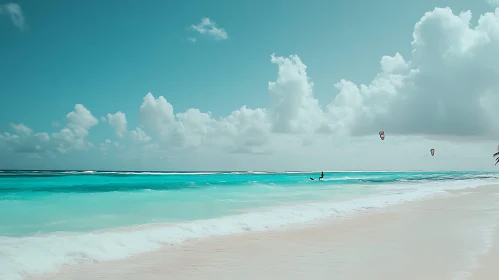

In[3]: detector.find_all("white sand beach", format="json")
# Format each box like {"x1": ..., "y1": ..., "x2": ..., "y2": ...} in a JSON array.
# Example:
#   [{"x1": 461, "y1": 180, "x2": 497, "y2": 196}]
[{"x1": 33, "y1": 184, "x2": 499, "y2": 280}]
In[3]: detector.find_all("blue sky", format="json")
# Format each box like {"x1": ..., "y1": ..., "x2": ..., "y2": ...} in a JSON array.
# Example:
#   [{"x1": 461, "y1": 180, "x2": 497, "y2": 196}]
[{"x1": 1, "y1": 0, "x2": 498, "y2": 171}]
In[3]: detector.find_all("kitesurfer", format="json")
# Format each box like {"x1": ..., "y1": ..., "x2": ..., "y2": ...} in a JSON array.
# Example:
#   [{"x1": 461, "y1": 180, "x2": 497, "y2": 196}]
[{"x1": 319, "y1": 171, "x2": 324, "y2": 180}]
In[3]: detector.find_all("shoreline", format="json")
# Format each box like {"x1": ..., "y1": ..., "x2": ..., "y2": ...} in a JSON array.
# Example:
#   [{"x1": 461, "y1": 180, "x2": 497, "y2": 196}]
[{"x1": 30, "y1": 184, "x2": 499, "y2": 280}]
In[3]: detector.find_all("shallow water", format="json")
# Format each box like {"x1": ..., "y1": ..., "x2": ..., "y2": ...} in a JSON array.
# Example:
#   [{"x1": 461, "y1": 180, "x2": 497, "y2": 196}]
[{"x1": 0, "y1": 170, "x2": 498, "y2": 280}]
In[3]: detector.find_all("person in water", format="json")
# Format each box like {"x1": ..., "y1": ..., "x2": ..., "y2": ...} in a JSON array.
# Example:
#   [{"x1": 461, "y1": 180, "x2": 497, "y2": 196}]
[{"x1": 310, "y1": 172, "x2": 324, "y2": 181}]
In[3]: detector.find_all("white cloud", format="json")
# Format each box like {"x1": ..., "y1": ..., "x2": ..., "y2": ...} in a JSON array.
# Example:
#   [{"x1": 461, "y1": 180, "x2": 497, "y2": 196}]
[
  {"x1": 119, "y1": 6, "x2": 499, "y2": 169},
  {"x1": 66, "y1": 104, "x2": 99, "y2": 131},
  {"x1": 102, "y1": 109, "x2": 152, "y2": 143},
  {"x1": 0, "y1": 105, "x2": 98, "y2": 157},
  {"x1": 138, "y1": 92, "x2": 175, "y2": 134},
  {"x1": 0, "y1": 3, "x2": 27, "y2": 30},
  {"x1": 106, "y1": 111, "x2": 127, "y2": 137},
  {"x1": 0, "y1": 128, "x2": 52, "y2": 156},
  {"x1": 46, "y1": 104, "x2": 99, "y2": 153},
  {"x1": 136, "y1": 92, "x2": 270, "y2": 153},
  {"x1": 50, "y1": 105, "x2": 98, "y2": 153},
  {"x1": 34, "y1": 132, "x2": 50, "y2": 142},
  {"x1": 191, "y1": 17, "x2": 228, "y2": 40},
  {"x1": 129, "y1": 127, "x2": 151, "y2": 142},
  {"x1": 325, "y1": 7, "x2": 499, "y2": 140},
  {"x1": 268, "y1": 54, "x2": 325, "y2": 134},
  {"x1": 138, "y1": 93, "x2": 216, "y2": 148},
  {"x1": 10, "y1": 123, "x2": 32, "y2": 136},
  {"x1": 2, "y1": 6, "x2": 499, "y2": 170},
  {"x1": 187, "y1": 37, "x2": 197, "y2": 43},
  {"x1": 217, "y1": 106, "x2": 272, "y2": 154}
]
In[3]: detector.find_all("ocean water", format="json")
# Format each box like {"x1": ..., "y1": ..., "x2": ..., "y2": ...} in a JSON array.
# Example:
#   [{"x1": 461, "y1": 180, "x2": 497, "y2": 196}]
[{"x1": 0, "y1": 170, "x2": 498, "y2": 279}]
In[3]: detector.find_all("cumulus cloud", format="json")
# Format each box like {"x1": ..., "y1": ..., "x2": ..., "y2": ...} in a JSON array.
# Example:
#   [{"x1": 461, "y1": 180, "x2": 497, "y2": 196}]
[
  {"x1": 129, "y1": 127, "x2": 151, "y2": 142},
  {"x1": 106, "y1": 111, "x2": 127, "y2": 138},
  {"x1": 191, "y1": 17, "x2": 228, "y2": 40},
  {"x1": 104, "y1": 110, "x2": 151, "y2": 143},
  {"x1": 187, "y1": 37, "x2": 196, "y2": 43},
  {"x1": 2, "y1": 6, "x2": 499, "y2": 170},
  {"x1": 0, "y1": 3, "x2": 27, "y2": 30},
  {"x1": 0, "y1": 105, "x2": 98, "y2": 158},
  {"x1": 327, "y1": 7, "x2": 499, "y2": 140},
  {"x1": 138, "y1": 93, "x2": 216, "y2": 148},
  {"x1": 51, "y1": 104, "x2": 99, "y2": 153},
  {"x1": 136, "y1": 92, "x2": 270, "y2": 153},
  {"x1": 268, "y1": 54, "x2": 325, "y2": 134},
  {"x1": 10, "y1": 123, "x2": 32, "y2": 136},
  {"x1": 66, "y1": 104, "x2": 99, "y2": 131},
  {"x1": 133, "y1": 53, "x2": 324, "y2": 153}
]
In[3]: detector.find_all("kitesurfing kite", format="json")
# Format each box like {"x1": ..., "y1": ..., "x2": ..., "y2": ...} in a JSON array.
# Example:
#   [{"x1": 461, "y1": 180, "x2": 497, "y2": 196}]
[
  {"x1": 379, "y1": 131, "x2": 385, "y2": 140},
  {"x1": 494, "y1": 149, "x2": 499, "y2": 165},
  {"x1": 430, "y1": 148, "x2": 435, "y2": 156}
]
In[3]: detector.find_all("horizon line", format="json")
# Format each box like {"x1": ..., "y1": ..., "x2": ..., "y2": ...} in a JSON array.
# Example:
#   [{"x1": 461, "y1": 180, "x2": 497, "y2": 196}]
[{"x1": 0, "y1": 169, "x2": 491, "y2": 173}]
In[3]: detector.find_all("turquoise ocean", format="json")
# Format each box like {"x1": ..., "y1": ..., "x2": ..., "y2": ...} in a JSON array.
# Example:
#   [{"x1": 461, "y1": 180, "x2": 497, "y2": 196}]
[{"x1": 0, "y1": 170, "x2": 498, "y2": 279}]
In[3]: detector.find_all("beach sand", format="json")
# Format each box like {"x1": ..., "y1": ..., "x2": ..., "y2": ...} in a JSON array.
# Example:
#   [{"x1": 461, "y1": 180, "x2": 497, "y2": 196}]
[{"x1": 33, "y1": 184, "x2": 499, "y2": 280}]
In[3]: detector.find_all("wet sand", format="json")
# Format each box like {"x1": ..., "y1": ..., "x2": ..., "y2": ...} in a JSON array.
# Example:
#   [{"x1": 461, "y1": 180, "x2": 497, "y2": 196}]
[{"x1": 33, "y1": 184, "x2": 499, "y2": 280}]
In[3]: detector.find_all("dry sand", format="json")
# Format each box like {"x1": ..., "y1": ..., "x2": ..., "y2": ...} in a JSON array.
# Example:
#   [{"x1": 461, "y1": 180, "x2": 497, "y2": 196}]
[{"x1": 33, "y1": 184, "x2": 499, "y2": 280}]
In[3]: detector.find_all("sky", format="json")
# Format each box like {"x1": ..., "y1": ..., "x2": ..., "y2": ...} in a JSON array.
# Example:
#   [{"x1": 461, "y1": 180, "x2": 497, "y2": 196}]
[{"x1": 1, "y1": 0, "x2": 499, "y2": 171}]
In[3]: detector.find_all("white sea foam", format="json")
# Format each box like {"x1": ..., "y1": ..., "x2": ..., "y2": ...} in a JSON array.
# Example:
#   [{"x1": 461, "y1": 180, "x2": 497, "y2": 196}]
[{"x1": 0, "y1": 179, "x2": 493, "y2": 280}]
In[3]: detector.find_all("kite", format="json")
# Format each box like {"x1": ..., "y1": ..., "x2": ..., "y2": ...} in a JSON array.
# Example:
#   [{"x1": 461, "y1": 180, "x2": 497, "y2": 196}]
[
  {"x1": 430, "y1": 148, "x2": 435, "y2": 156},
  {"x1": 379, "y1": 131, "x2": 385, "y2": 140}
]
